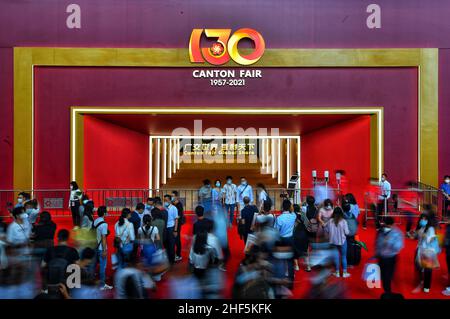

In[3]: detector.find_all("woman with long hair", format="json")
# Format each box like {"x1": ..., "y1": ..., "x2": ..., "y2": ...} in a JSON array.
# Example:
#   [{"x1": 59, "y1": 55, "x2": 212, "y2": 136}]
[
  {"x1": 114, "y1": 208, "x2": 135, "y2": 269},
  {"x1": 189, "y1": 231, "x2": 217, "y2": 280},
  {"x1": 413, "y1": 211, "x2": 440, "y2": 293},
  {"x1": 256, "y1": 183, "x2": 269, "y2": 211},
  {"x1": 326, "y1": 207, "x2": 350, "y2": 278}
]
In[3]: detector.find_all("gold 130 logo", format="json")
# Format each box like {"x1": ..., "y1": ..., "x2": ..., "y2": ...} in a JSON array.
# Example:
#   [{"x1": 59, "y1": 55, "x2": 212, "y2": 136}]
[{"x1": 189, "y1": 28, "x2": 265, "y2": 66}]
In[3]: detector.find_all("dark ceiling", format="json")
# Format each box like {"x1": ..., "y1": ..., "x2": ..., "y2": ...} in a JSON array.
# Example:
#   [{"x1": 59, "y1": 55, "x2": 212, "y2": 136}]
[{"x1": 90, "y1": 113, "x2": 366, "y2": 136}]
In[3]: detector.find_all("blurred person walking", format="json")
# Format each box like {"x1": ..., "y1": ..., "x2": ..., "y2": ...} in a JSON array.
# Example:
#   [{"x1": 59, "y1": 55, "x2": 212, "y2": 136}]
[
  {"x1": 413, "y1": 213, "x2": 440, "y2": 293},
  {"x1": 375, "y1": 217, "x2": 404, "y2": 294}
]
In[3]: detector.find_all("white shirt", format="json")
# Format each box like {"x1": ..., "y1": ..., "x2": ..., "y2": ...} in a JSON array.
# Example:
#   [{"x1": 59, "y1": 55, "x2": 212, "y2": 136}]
[
  {"x1": 138, "y1": 225, "x2": 159, "y2": 243},
  {"x1": 6, "y1": 221, "x2": 30, "y2": 245},
  {"x1": 258, "y1": 190, "x2": 268, "y2": 208},
  {"x1": 93, "y1": 217, "x2": 108, "y2": 250},
  {"x1": 237, "y1": 184, "x2": 254, "y2": 206},
  {"x1": 379, "y1": 180, "x2": 392, "y2": 199},
  {"x1": 166, "y1": 204, "x2": 179, "y2": 228},
  {"x1": 114, "y1": 220, "x2": 135, "y2": 245},
  {"x1": 221, "y1": 183, "x2": 238, "y2": 205}
]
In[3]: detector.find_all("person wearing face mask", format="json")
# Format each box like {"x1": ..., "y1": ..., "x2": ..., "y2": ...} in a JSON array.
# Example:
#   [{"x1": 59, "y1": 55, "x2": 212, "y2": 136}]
[
  {"x1": 440, "y1": 175, "x2": 450, "y2": 219},
  {"x1": 375, "y1": 217, "x2": 404, "y2": 294},
  {"x1": 69, "y1": 181, "x2": 83, "y2": 228},
  {"x1": 198, "y1": 179, "x2": 213, "y2": 217},
  {"x1": 7, "y1": 207, "x2": 31, "y2": 249},
  {"x1": 317, "y1": 199, "x2": 333, "y2": 240},
  {"x1": 413, "y1": 213, "x2": 440, "y2": 293},
  {"x1": 23, "y1": 199, "x2": 40, "y2": 231},
  {"x1": 376, "y1": 173, "x2": 391, "y2": 230},
  {"x1": 15, "y1": 192, "x2": 31, "y2": 208},
  {"x1": 237, "y1": 177, "x2": 254, "y2": 217},
  {"x1": 221, "y1": 176, "x2": 238, "y2": 227},
  {"x1": 144, "y1": 197, "x2": 155, "y2": 216},
  {"x1": 212, "y1": 180, "x2": 223, "y2": 205},
  {"x1": 163, "y1": 194, "x2": 179, "y2": 264}
]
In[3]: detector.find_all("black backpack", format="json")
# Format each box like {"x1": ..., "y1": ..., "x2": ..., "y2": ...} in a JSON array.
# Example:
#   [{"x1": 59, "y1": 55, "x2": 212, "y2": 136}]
[{"x1": 93, "y1": 221, "x2": 110, "y2": 248}]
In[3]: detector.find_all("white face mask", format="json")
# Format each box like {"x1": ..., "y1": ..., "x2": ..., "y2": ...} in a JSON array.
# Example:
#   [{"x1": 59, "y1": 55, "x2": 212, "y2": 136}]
[
  {"x1": 381, "y1": 178, "x2": 386, "y2": 182},
  {"x1": 17, "y1": 198, "x2": 23, "y2": 203},
  {"x1": 445, "y1": 179, "x2": 450, "y2": 184},
  {"x1": 227, "y1": 180, "x2": 232, "y2": 185},
  {"x1": 326, "y1": 205, "x2": 332, "y2": 210},
  {"x1": 383, "y1": 227, "x2": 392, "y2": 233}
]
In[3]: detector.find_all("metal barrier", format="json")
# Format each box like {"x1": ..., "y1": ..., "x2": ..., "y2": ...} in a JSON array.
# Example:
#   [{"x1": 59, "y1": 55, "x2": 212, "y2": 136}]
[
  {"x1": 363, "y1": 187, "x2": 447, "y2": 227},
  {"x1": 0, "y1": 187, "x2": 342, "y2": 217}
]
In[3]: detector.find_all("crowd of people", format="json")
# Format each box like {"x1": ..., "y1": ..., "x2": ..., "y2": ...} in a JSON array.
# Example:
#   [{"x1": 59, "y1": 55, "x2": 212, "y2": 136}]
[{"x1": 0, "y1": 174, "x2": 449, "y2": 299}]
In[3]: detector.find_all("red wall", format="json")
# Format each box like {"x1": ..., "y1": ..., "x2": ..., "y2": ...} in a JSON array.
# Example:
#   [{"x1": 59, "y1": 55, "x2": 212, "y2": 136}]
[
  {"x1": 301, "y1": 116, "x2": 371, "y2": 205},
  {"x1": 33, "y1": 67, "x2": 417, "y2": 189},
  {"x1": 83, "y1": 116, "x2": 149, "y2": 189}
]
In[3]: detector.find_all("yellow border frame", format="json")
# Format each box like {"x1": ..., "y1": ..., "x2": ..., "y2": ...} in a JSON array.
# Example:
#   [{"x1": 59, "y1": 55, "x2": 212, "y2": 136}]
[
  {"x1": 13, "y1": 47, "x2": 438, "y2": 190},
  {"x1": 72, "y1": 107, "x2": 383, "y2": 189}
]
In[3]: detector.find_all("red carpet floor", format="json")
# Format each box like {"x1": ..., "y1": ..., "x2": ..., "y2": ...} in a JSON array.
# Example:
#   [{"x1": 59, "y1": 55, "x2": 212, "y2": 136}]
[{"x1": 47, "y1": 215, "x2": 450, "y2": 299}]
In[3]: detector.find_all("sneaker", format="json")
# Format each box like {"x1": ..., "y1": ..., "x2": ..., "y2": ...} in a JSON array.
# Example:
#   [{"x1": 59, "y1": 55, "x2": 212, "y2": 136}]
[
  {"x1": 219, "y1": 265, "x2": 227, "y2": 272},
  {"x1": 333, "y1": 271, "x2": 340, "y2": 278},
  {"x1": 175, "y1": 255, "x2": 182, "y2": 262},
  {"x1": 305, "y1": 266, "x2": 311, "y2": 272},
  {"x1": 342, "y1": 272, "x2": 351, "y2": 278},
  {"x1": 412, "y1": 283, "x2": 423, "y2": 294},
  {"x1": 100, "y1": 284, "x2": 113, "y2": 290},
  {"x1": 294, "y1": 265, "x2": 300, "y2": 271},
  {"x1": 423, "y1": 288, "x2": 430, "y2": 293},
  {"x1": 442, "y1": 287, "x2": 450, "y2": 296}
]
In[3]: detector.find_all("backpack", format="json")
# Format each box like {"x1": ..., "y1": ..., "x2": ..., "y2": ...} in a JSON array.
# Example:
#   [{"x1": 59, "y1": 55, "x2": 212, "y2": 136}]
[
  {"x1": 344, "y1": 212, "x2": 358, "y2": 236},
  {"x1": 302, "y1": 210, "x2": 319, "y2": 234},
  {"x1": 93, "y1": 221, "x2": 110, "y2": 248},
  {"x1": 265, "y1": 196, "x2": 273, "y2": 209}
]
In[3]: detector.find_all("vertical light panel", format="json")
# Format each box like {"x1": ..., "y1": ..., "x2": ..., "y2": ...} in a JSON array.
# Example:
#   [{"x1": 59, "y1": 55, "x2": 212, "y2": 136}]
[
  {"x1": 156, "y1": 138, "x2": 160, "y2": 190},
  {"x1": 162, "y1": 139, "x2": 167, "y2": 184},
  {"x1": 261, "y1": 138, "x2": 265, "y2": 170},
  {"x1": 168, "y1": 139, "x2": 172, "y2": 179},
  {"x1": 177, "y1": 139, "x2": 181, "y2": 169},
  {"x1": 277, "y1": 138, "x2": 282, "y2": 184},
  {"x1": 271, "y1": 139, "x2": 276, "y2": 178},
  {"x1": 149, "y1": 136, "x2": 153, "y2": 195},
  {"x1": 286, "y1": 138, "x2": 290, "y2": 188},
  {"x1": 266, "y1": 139, "x2": 270, "y2": 174}
]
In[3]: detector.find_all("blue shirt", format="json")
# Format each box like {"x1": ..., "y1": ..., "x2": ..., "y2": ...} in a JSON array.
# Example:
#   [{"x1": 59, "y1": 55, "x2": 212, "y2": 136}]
[
  {"x1": 237, "y1": 184, "x2": 254, "y2": 205},
  {"x1": 275, "y1": 211, "x2": 296, "y2": 238},
  {"x1": 166, "y1": 204, "x2": 179, "y2": 228},
  {"x1": 441, "y1": 183, "x2": 450, "y2": 196}
]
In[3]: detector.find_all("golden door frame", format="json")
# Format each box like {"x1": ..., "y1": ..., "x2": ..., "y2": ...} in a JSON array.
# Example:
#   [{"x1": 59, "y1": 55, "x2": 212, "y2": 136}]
[
  {"x1": 13, "y1": 47, "x2": 438, "y2": 190},
  {"x1": 71, "y1": 107, "x2": 383, "y2": 189}
]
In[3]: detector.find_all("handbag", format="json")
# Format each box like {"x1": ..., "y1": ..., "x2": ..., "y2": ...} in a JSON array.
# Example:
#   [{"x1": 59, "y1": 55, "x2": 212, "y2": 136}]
[{"x1": 418, "y1": 247, "x2": 440, "y2": 269}]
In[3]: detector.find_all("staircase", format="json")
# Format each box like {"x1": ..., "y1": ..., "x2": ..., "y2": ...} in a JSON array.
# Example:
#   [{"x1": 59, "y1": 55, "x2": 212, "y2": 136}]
[{"x1": 161, "y1": 162, "x2": 282, "y2": 190}]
